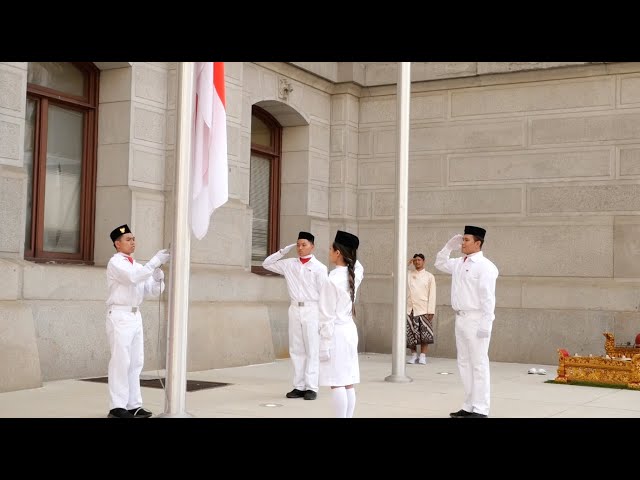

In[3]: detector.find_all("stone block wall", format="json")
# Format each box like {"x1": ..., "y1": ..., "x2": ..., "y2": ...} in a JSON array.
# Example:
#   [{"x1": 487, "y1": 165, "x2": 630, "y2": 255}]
[
  {"x1": 356, "y1": 62, "x2": 640, "y2": 364},
  {"x1": 2, "y1": 62, "x2": 639, "y2": 391}
]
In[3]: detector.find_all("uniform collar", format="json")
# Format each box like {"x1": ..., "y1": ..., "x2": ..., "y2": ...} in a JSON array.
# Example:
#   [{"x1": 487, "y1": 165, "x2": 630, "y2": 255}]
[
  {"x1": 300, "y1": 254, "x2": 314, "y2": 264},
  {"x1": 119, "y1": 252, "x2": 134, "y2": 263},
  {"x1": 465, "y1": 251, "x2": 484, "y2": 262}
]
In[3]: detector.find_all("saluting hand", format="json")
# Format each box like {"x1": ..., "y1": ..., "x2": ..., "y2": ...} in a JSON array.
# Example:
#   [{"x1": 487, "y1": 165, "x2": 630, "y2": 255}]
[
  {"x1": 445, "y1": 234, "x2": 463, "y2": 251},
  {"x1": 280, "y1": 243, "x2": 296, "y2": 255}
]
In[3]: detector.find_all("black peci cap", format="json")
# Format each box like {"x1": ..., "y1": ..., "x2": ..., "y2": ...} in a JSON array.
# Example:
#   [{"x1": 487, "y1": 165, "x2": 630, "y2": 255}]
[
  {"x1": 298, "y1": 231, "x2": 315, "y2": 243},
  {"x1": 464, "y1": 225, "x2": 486, "y2": 239},
  {"x1": 110, "y1": 224, "x2": 131, "y2": 243},
  {"x1": 335, "y1": 230, "x2": 359, "y2": 250}
]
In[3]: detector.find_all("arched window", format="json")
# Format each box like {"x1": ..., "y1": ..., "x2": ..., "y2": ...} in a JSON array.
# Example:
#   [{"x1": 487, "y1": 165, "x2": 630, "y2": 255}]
[
  {"x1": 24, "y1": 62, "x2": 99, "y2": 263},
  {"x1": 250, "y1": 105, "x2": 281, "y2": 274}
]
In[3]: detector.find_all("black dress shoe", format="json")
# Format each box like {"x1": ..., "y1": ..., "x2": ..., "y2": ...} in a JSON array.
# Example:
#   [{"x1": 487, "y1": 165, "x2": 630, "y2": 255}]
[
  {"x1": 468, "y1": 412, "x2": 488, "y2": 418},
  {"x1": 449, "y1": 409, "x2": 473, "y2": 418},
  {"x1": 286, "y1": 388, "x2": 306, "y2": 398},
  {"x1": 108, "y1": 408, "x2": 135, "y2": 418},
  {"x1": 128, "y1": 407, "x2": 153, "y2": 418},
  {"x1": 303, "y1": 390, "x2": 317, "y2": 400}
]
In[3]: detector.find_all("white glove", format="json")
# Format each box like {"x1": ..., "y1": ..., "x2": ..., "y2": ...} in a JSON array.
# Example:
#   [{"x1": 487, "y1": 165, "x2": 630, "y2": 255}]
[
  {"x1": 319, "y1": 349, "x2": 331, "y2": 362},
  {"x1": 152, "y1": 268, "x2": 164, "y2": 282},
  {"x1": 319, "y1": 322, "x2": 334, "y2": 341},
  {"x1": 477, "y1": 329, "x2": 490, "y2": 339},
  {"x1": 148, "y1": 249, "x2": 171, "y2": 268},
  {"x1": 279, "y1": 243, "x2": 296, "y2": 255},
  {"x1": 445, "y1": 234, "x2": 463, "y2": 251}
]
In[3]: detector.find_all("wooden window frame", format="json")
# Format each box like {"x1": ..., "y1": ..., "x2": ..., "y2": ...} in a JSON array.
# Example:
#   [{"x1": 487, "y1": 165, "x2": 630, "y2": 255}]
[
  {"x1": 250, "y1": 106, "x2": 282, "y2": 276},
  {"x1": 24, "y1": 62, "x2": 99, "y2": 265}
]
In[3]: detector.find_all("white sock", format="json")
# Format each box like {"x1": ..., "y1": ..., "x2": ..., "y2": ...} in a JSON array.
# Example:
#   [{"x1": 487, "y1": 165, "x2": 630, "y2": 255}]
[
  {"x1": 346, "y1": 388, "x2": 356, "y2": 418},
  {"x1": 331, "y1": 387, "x2": 348, "y2": 418}
]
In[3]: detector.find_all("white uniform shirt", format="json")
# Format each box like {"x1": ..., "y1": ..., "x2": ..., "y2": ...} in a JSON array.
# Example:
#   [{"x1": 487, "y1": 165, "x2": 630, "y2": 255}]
[
  {"x1": 434, "y1": 249, "x2": 499, "y2": 330},
  {"x1": 106, "y1": 252, "x2": 163, "y2": 306},
  {"x1": 406, "y1": 269, "x2": 436, "y2": 316},
  {"x1": 262, "y1": 252, "x2": 328, "y2": 302}
]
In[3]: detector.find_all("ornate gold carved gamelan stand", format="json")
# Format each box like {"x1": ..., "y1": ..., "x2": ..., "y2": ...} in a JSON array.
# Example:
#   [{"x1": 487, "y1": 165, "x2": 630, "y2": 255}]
[{"x1": 555, "y1": 333, "x2": 640, "y2": 390}]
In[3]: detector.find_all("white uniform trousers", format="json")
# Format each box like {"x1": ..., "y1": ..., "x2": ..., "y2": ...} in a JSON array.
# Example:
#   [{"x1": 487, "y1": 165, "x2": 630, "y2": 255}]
[
  {"x1": 454, "y1": 311, "x2": 491, "y2": 416},
  {"x1": 288, "y1": 303, "x2": 320, "y2": 392},
  {"x1": 105, "y1": 309, "x2": 145, "y2": 410}
]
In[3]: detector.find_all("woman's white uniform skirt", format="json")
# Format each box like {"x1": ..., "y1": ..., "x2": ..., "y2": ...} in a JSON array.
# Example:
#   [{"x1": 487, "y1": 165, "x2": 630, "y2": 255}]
[{"x1": 319, "y1": 321, "x2": 360, "y2": 387}]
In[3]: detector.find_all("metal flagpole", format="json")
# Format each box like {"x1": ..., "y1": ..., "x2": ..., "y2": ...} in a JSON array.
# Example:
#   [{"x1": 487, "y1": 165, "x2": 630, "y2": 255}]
[
  {"x1": 385, "y1": 62, "x2": 412, "y2": 383},
  {"x1": 158, "y1": 62, "x2": 195, "y2": 417}
]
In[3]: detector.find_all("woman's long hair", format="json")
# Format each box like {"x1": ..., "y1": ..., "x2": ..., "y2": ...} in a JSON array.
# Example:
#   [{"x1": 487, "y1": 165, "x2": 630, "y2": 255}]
[{"x1": 333, "y1": 241, "x2": 357, "y2": 317}]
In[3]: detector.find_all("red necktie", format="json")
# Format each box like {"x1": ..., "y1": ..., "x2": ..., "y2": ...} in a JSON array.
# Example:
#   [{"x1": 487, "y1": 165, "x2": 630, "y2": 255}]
[
  {"x1": 300, "y1": 257, "x2": 311, "y2": 264},
  {"x1": 463, "y1": 256, "x2": 468, "y2": 262},
  {"x1": 125, "y1": 256, "x2": 133, "y2": 264}
]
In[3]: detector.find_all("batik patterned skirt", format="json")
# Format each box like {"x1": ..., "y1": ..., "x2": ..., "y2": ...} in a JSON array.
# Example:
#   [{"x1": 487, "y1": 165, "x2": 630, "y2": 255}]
[{"x1": 406, "y1": 311, "x2": 434, "y2": 347}]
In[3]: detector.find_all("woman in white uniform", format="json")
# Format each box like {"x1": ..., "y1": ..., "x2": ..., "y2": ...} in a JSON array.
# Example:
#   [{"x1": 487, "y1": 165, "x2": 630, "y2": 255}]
[{"x1": 318, "y1": 230, "x2": 364, "y2": 418}]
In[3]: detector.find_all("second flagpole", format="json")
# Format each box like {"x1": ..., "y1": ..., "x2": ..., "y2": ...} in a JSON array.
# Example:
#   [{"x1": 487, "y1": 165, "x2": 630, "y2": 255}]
[{"x1": 385, "y1": 62, "x2": 412, "y2": 384}]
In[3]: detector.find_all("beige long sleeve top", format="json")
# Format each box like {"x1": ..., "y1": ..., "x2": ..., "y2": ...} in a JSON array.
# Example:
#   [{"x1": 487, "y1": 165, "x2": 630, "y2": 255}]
[{"x1": 406, "y1": 268, "x2": 436, "y2": 316}]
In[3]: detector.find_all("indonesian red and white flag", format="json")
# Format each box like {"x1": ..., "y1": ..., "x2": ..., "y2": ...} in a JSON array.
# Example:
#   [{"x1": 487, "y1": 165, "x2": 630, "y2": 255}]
[{"x1": 191, "y1": 62, "x2": 228, "y2": 240}]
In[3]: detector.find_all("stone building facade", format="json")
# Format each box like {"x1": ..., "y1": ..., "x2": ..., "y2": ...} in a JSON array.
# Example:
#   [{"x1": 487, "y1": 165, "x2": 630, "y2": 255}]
[{"x1": 1, "y1": 61, "x2": 639, "y2": 393}]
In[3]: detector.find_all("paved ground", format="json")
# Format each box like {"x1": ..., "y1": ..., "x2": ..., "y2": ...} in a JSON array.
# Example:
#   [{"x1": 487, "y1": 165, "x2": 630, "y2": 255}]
[{"x1": 2, "y1": 353, "x2": 639, "y2": 418}]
